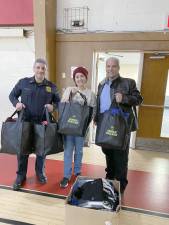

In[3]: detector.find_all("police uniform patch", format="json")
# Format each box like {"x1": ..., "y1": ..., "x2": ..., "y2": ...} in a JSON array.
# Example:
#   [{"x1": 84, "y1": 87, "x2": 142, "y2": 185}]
[{"x1": 46, "y1": 86, "x2": 51, "y2": 93}]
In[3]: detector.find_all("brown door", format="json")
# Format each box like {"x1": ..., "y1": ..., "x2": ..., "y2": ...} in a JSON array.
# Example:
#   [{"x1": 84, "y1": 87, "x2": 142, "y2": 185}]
[{"x1": 136, "y1": 53, "x2": 169, "y2": 151}]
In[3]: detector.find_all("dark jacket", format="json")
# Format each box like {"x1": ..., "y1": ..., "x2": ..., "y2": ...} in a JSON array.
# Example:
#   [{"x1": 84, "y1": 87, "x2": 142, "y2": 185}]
[
  {"x1": 94, "y1": 76, "x2": 143, "y2": 131},
  {"x1": 9, "y1": 76, "x2": 60, "y2": 122}
]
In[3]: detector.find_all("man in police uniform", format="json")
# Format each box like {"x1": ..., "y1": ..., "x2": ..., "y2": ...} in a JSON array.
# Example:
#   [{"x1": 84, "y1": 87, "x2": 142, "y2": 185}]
[{"x1": 9, "y1": 58, "x2": 60, "y2": 190}]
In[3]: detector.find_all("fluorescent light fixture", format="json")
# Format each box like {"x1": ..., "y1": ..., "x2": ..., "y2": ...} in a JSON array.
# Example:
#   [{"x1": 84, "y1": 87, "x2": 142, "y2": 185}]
[
  {"x1": 149, "y1": 56, "x2": 165, "y2": 59},
  {"x1": 0, "y1": 28, "x2": 24, "y2": 37}
]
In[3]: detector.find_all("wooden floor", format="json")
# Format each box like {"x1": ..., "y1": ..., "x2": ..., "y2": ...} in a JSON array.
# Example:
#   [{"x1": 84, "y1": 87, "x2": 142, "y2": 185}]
[{"x1": 0, "y1": 145, "x2": 169, "y2": 225}]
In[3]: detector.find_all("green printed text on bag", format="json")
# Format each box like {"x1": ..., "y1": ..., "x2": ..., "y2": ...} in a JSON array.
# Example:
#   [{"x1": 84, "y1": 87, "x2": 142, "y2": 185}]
[
  {"x1": 105, "y1": 126, "x2": 118, "y2": 137},
  {"x1": 67, "y1": 115, "x2": 79, "y2": 125}
]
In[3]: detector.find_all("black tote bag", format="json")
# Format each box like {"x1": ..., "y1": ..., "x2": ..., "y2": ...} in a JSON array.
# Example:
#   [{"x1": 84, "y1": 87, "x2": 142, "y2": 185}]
[
  {"x1": 34, "y1": 108, "x2": 63, "y2": 156},
  {"x1": 58, "y1": 91, "x2": 92, "y2": 137},
  {"x1": 1, "y1": 110, "x2": 33, "y2": 155},
  {"x1": 95, "y1": 105, "x2": 130, "y2": 150}
]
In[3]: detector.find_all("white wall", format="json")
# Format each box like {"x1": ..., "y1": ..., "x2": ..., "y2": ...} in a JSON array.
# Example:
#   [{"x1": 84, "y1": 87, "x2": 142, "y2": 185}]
[
  {"x1": 57, "y1": 0, "x2": 169, "y2": 31},
  {"x1": 0, "y1": 35, "x2": 35, "y2": 128},
  {"x1": 97, "y1": 52, "x2": 141, "y2": 84}
]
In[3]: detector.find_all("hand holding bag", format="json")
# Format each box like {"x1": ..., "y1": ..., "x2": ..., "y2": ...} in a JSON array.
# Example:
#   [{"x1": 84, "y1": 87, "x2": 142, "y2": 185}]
[
  {"x1": 34, "y1": 107, "x2": 63, "y2": 156},
  {"x1": 58, "y1": 91, "x2": 92, "y2": 137}
]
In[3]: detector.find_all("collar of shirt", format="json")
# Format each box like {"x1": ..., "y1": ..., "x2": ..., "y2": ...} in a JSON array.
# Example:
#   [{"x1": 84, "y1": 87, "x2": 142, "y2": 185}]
[
  {"x1": 29, "y1": 76, "x2": 48, "y2": 86},
  {"x1": 105, "y1": 74, "x2": 120, "y2": 85}
]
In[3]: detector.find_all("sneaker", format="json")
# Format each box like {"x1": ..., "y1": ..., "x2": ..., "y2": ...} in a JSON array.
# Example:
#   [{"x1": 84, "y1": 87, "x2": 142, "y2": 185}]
[
  {"x1": 60, "y1": 177, "x2": 69, "y2": 188},
  {"x1": 36, "y1": 173, "x2": 47, "y2": 184},
  {"x1": 13, "y1": 176, "x2": 26, "y2": 191},
  {"x1": 75, "y1": 173, "x2": 81, "y2": 177}
]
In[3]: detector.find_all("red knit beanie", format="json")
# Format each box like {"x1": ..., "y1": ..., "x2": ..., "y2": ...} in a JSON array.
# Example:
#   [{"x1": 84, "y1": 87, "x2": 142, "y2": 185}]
[{"x1": 73, "y1": 67, "x2": 88, "y2": 81}]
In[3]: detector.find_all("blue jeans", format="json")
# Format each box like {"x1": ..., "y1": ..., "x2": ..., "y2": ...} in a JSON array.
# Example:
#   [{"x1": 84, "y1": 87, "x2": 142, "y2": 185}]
[{"x1": 64, "y1": 135, "x2": 85, "y2": 179}]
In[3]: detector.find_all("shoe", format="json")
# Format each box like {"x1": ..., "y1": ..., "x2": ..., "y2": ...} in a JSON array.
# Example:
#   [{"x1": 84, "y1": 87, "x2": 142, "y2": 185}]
[
  {"x1": 75, "y1": 173, "x2": 81, "y2": 177},
  {"x1": 36, "y1": 174, "x2": 47, "y2": 184},
  {"x1": 60, "y1": 177, "x2": 69, "y2": 188},
  {"x1": 13, "y1": 176, "x2": 26, "y2": 191}
]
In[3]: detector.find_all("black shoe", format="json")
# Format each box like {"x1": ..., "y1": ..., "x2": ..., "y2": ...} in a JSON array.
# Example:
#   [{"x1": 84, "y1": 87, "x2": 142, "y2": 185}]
[
  {"x1": 36, "y1": 174, "x2": 47, "y2": 184},
  {"x1": 60, "y1": 177, "x2": 69, "y2": 188},
  {"x1": 13, "y1": 176, "x2": 26, "y2": 191}
]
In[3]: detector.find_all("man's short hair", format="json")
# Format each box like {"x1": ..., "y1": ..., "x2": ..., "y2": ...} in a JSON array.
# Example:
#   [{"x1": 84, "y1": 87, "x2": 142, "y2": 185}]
[
  {"x1": 34, "y1": 58, "x2": 48, "y2": 67},
  {"x1": 106, "y1": 57, "x2": 120, "y2": 67}
]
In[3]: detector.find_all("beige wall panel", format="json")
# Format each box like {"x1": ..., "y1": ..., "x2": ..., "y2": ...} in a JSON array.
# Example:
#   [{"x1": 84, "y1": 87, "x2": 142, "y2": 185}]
[
  {"x1": 55, "y1": 32, "x2": 169, "y2": 91},
  {"x1": 33, "y1": 0, "x2": 56, "y2": 82},
  {"x1": 56, "y1": 42, "x2": 93, "y2": 91}
]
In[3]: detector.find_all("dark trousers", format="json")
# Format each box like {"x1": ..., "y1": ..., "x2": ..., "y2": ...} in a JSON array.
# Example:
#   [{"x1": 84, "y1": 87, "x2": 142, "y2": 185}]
[
  {"x1": 16, "y1": 154, "x2": 46, "y2": 178},
  {"x1": 102, "y1": 140, "x2": 130, "y2": 193}
]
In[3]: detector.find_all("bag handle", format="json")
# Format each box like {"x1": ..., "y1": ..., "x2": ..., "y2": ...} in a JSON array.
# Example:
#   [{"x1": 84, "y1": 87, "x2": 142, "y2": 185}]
[
  {"x1": 7, "y1": 110, "x2": 24, "y2": 123},
  {"x1": 41, "y1": 107, "x2": 56, "y2": 124},
  {"x1": 111, "y1": 100, "x2": 138, "y2": 130},
  {"x1": 132, "y1": 105, "x2": 137, "y2": 120},
  {"x1": 76, "y1": 91, "x2": 87, "y2": 105},
  {"x1": 9, "y1": 110, "x2": 18, "y2": 118},
  {"x1": 109, "y1": 99, "x2": 122, "y2": 111},
  {"x1": 109, "y1": 100, "x2": 130, "y2": 130},
  {"x1": 68, "y1": 90, "x2": 87, "y2": 105},
  {"x1": 16, "y1": 109, "x2": 25, "y2": 123},
  {"x1": 68, "y1": 91, "x2": 73, "y2": 102},
  {"x1": 132, "y1": 105, "x2": 138, "y2": 129}
]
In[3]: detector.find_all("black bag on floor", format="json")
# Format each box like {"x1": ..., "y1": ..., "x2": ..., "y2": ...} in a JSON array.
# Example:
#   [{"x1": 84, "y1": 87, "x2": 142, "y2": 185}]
[
  {"x1": 95, "y1": 104, "x2": 130, "y2": 150},
  {"x1": 34, "y1": 108, "x2": 63, "y2": 156},
  {"x1": 58, "y1": 92, "x2": 92, "y2": 137},
  {"x1": 1, "y1": 110, "x2": 33, "y2": 155}
]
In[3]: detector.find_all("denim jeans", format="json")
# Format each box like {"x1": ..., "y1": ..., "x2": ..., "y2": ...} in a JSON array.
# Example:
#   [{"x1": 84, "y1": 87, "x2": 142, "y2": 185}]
[{"x1": 64, "y1": 135, "x2": 85, "y2": 179}]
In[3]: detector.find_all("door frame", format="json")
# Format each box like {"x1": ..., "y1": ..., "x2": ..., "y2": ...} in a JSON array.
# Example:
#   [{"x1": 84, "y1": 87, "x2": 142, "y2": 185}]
[{"x1": 91, "y1": 50, "x2": 144, "y2": 148}]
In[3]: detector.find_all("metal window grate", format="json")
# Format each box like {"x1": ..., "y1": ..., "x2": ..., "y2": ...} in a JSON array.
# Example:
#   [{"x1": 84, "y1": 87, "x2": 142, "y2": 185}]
[{"x1": 63, "y1": 6, "x2": 89, "y2": 32}]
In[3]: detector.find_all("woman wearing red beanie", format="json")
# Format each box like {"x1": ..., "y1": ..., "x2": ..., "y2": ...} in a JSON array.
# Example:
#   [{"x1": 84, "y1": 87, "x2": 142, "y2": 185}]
[{"x1": 60, "y1": 66, "x2": 96, "y2": 188}]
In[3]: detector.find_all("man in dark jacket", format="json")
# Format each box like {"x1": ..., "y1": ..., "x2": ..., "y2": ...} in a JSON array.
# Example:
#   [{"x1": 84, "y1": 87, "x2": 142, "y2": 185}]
[
  {"x1": 9, "y1": 58, "x2": 60, "y2": 190},
  {"x1": 95, "y1": 57, "x2": 143, "y2": 193}
]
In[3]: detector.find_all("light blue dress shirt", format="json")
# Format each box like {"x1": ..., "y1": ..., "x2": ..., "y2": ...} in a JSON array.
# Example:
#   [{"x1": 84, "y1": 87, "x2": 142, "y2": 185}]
[{"x1": 100, "y1": 80, "x2": 112, "y2": 113}]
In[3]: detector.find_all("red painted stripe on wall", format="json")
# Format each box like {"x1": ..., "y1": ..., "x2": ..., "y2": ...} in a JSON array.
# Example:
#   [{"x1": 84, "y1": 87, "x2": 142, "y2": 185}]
[{"x1": 0, "y1": 0, "x2": 33, "y2": 26}]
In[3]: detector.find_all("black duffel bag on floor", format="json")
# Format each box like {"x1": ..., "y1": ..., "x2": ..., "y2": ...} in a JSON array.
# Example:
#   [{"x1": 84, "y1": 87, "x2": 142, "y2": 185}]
[
  {"x1": 1, "y1": 110, "x2": 33, "y2": 155},
  {"x1": 95, "y1": 105, "x2": 130, "y2": 150},
  {"x1": 58, "y1": 92, "x2": 92, "y2": 137},
  {"x1": 34, "y1": 108, "x2": 63, "y2": 156}
]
